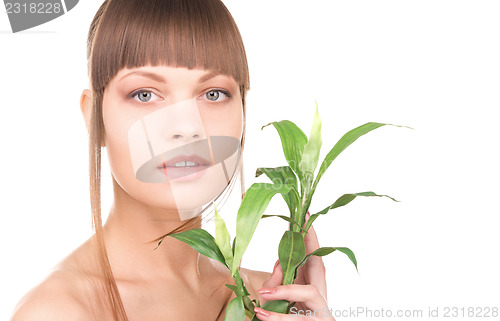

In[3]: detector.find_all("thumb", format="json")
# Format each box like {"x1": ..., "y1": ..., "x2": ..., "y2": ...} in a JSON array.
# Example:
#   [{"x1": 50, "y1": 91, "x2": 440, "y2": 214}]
[{"x1": 260, "y1": 260, "x2": 283, "y2": 304}]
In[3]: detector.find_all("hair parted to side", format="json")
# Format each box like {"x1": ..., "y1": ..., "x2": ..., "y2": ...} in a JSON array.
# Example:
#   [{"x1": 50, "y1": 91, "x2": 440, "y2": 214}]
[{"x1": 86, "y1": 0, "x2": 249, "y2": 319}]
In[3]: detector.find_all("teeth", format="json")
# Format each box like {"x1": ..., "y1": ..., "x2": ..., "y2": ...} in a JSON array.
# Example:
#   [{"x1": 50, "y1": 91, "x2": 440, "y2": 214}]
[{"x1": 166, "y1": 160, "x2": 200, "y2": 167}]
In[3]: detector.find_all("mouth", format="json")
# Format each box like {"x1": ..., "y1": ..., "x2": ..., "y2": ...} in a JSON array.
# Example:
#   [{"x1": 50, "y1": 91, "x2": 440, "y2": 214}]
[
  {"x1": 132, "y1": 136, "x2": 241, "y2": 184},
  {"x1": 158, "y1": 154, "x2": 211, "y2": 168},
  {"x1": 157, "y1": 154, "x2": 212, "y2": 181}
]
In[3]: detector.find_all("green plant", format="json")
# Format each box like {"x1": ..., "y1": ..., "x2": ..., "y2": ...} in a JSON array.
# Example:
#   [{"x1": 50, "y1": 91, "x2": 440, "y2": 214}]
[{"x1": 158, "y1": 103, "x2": 411, "y2": 320}]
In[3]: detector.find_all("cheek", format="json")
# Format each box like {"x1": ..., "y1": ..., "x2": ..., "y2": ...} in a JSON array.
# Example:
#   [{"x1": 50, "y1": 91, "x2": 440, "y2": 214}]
[
  {"x1": 103, "y1": 100, "x2": 132, "y2": 163},
  {"x1": 101, "y1": 99, "x2": 181, "y2": 210},
  {"x1": 198, "y1": 103, "x2": 243, "y2": 139},
  {"x1": 103, "y1": 105, "x2": 133, "y2": 179},
  {"x1": 102, "y1": 100, "x2": 144, "y2": 193}
]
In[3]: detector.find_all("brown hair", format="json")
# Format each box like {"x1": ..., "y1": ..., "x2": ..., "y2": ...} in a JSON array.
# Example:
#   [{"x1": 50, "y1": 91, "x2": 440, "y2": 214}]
[{"x1": 86, "y1": 0, "x2": 249, "y2": 319}]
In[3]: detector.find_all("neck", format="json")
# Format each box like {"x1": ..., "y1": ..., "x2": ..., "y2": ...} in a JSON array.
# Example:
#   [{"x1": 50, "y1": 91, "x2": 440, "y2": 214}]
[{"x1": 102, "y1": 177, "x2": 204, "y2": 283}]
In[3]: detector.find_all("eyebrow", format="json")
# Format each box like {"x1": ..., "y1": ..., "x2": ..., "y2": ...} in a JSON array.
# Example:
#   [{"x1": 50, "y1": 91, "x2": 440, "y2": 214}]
[
  {"x1": 119, "y1": 70, "x2": 219, "y2": 83},
  {"x1": 119, "y1": 71, "x2": 166, "y2": 83}
]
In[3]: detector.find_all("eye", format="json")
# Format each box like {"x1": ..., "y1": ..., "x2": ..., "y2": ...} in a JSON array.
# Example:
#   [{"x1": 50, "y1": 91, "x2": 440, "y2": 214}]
[
  {"x1": 129, "y1": 89, "x2": 160, "y2": 103},
  {"x1": 201, "y1": 89, "x2": 231, "y2": 102}
]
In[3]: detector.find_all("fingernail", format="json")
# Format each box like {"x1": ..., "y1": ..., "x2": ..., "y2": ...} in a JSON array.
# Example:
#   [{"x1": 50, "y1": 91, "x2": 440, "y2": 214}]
[
  {"x1": 273, "y1": 260, "x2": 280, "y2": 270},
  {"x1": 258, "y1": 287, "x2": 277, "y2": 294},
  {"x1": 254, "y1": 307, "x2": 270, "y2": 317}
]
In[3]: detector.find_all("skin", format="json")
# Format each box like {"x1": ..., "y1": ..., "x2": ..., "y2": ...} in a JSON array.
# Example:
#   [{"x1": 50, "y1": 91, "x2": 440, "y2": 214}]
[{"x1": 10, "y1": 65, "x2": 335, "y2": 321}]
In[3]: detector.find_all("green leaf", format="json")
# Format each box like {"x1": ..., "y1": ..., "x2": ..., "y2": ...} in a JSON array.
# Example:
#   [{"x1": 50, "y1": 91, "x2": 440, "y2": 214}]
[
  {"x1": 225, "y1": 296, "x2": 245, "y2": 321},
  {"x1": 260, "y1": 300, "x2": 290, "y2": 314},
  {"x1": 303, "y1": 191, "x2": 399, "y2": 234},
  {"x1": 262, "y1": 120, "x2": 308, "y2": 181},
  {"x1": 261, "y1": 215, "x2": 305, "y2": 233},
  {"x1": 296, "y1": 247, "x2": 358, "y2": 274},
  {"x1": 299, "y1": 102, "x2": 322, "y2": 186},
  {"x1": 232, "y1": 183, "x2": 292, "y2": 274},
  {"x1": 225, "y1": 284, "x2": 238, "y2": 293},
  {"x1": 310, "y1": 122, "x2": 412, "y2": 199},
  {"x1": 278, "y1": 231, "x2": 306, "y2": 285},
  {"x1": 169, "y1": 229, "x2": 226, "y2": 267},
  {"x1": 255, "y1": 166, "x2": 297, "y2": 187},
  {"x1": 335, "y1": 247, "x2": 358, "y2": 273},
  {"x1": 256, "y1": 166, "x2": 298, "y2": 218},
  {"x1": 295, "y1": 247, "x2": 337, "y2": 271},
  {"x1": 214, "y1": 202, "x2": 233, "y2": 270},
  {"x1": 250, "y1": 301, "x2": 291, "y2": 319}
]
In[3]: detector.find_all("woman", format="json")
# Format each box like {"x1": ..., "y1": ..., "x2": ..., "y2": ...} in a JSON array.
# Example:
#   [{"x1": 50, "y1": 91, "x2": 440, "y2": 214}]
[{"x1": 11, "y1": 0, "x2": 334, "y2": 320}]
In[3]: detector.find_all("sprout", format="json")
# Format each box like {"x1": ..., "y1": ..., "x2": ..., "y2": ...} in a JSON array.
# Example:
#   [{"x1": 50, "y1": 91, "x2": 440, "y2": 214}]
[{"x1": 164, "y1": 103, "x2": 412, "y2": 320}]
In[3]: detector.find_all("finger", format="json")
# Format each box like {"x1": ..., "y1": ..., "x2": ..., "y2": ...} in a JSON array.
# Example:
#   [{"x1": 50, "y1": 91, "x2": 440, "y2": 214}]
[
  {"x1": 260, "y1": 260, "x2": 283, "y2": 305},
  {"x1": 254, "y1": 307, "x2": 313, "y2": 321},
  {"x1": 257, "y1": 284, "x2": 328, "y2": 313},
  {"x1": 294, "y1": 263, "x2": 307, "y2": 285},
  {"x1": 303, "y1": 212, "x2": 320, "y2": 252},
  {"x1": 254, "y1": 307, "x2": 336, "y2": 321},
  {"x1": 262, "y1": 259, "x2": 283, "y2": 289},
  {"x1": 286, "y1": 212, "x2": 320, "y2": 287},
  {"x1": 303, "y1": 212, "x2": 328, "y2": 302}
]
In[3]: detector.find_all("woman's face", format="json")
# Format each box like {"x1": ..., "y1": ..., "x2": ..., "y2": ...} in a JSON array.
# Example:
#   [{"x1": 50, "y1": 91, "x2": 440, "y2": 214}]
[{"x1": 102, "y1": 65, "x2": 243, "y2": 220}]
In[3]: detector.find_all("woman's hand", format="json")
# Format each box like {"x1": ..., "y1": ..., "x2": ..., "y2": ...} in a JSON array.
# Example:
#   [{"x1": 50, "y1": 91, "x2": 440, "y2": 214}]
[{"x1": 254, "y1": 213, "x2": 335, "y2": 320}]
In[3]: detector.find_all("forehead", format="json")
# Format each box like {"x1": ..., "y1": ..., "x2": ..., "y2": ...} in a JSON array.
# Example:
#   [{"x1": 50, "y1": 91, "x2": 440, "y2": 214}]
[{"x1": 112, "y1": 65, "x2": 238, "y2": 86}]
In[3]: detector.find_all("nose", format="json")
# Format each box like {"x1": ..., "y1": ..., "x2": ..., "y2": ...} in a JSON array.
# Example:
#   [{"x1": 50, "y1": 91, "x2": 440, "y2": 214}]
[
  {"x1": 163, "y1": 99, "x2": 206, "y2": 142},
  {"x1": 172, "y1": 131, "x2": 201, "y2": 140}
]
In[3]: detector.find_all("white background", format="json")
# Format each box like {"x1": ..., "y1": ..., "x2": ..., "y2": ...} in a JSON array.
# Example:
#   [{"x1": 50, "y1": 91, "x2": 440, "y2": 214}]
[{"x1": 1, "y1": 1, "x2": 499, "y2": 320}]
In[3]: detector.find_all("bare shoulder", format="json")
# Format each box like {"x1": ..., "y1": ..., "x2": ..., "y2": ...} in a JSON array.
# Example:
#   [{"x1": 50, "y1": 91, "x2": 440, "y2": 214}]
[
  {"x1": 10, "y1": 271, "x2": 91, "y2": 321},
  {"x1": 10, "y1": 242, "x2": 95, "y2": 321}
]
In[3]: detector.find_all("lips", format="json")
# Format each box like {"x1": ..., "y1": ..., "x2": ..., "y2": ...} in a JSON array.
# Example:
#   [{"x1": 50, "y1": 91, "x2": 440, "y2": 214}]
[
  {"x1": 158, "y1": 154, "x2": 211, "y2": 168},
  {"x1": 132, "y1": 136, "x2": 241, "y2": 183},
  {"x1": 157, "y1": 154, "x2": 212, "y2": 181}
]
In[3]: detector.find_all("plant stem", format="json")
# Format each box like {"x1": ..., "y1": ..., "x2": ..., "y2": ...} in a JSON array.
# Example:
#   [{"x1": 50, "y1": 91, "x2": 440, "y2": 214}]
[
  {"x1": 297, "y1": 172, "x2": 313, "y2": 231},
  {"x1": 290, "y1": 185, "x2": 303, "y2": 233},
  {"x1": 233, "y1": 268, "x2": 255, "y2": 313}
]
